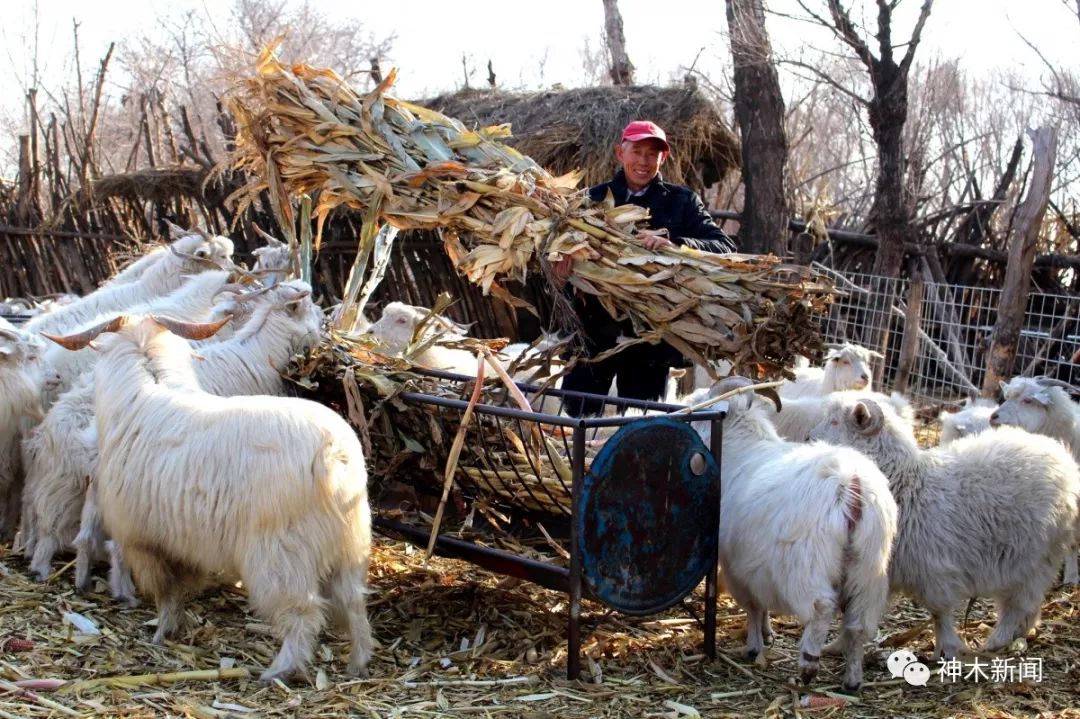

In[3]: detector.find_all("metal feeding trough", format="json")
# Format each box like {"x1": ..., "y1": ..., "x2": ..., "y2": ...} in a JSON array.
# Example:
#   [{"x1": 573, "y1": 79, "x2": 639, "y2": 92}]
[{"x1": 372, "y1": 369, "x2": 726, "y2": 679}]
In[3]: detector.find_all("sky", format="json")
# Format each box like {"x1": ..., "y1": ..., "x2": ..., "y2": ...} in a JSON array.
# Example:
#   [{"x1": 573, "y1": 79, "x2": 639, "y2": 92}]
[{"x1": 0, "y1": 1, "x2": 1076, "y2": 126}]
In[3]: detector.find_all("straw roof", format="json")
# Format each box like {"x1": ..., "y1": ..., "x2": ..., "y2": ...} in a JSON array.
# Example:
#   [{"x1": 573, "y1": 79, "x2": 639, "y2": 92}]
[
  {"x1": 417, "y1": 85, "x2": 741, "y2": 193},
  {"x1": 87, "y1": 167, "x2": 208, "y2": 205}
]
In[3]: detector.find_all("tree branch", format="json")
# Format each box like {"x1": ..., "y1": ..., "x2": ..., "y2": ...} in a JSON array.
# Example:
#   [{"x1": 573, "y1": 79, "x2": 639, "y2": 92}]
[
  {"x1": 822, "y1": 0, "x2": 877, "y2": 71},
  {"x1": 777, "y1": 58, "x2": 869, "y2": 105},
  {"x1": 898, "y1": 0, "x2": 934, "y2": 78}
]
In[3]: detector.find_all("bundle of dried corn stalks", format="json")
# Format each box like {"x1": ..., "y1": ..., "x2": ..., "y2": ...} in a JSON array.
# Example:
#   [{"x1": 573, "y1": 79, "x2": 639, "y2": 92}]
[{"x1": 228, "y1": 44, "x2": 839, "y2": 379}]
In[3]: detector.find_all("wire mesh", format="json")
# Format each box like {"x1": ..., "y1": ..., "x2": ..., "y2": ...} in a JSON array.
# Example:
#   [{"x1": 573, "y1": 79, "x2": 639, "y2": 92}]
[{"x1": 813, "y1": 266, "x2": 1080, "y2": 444}]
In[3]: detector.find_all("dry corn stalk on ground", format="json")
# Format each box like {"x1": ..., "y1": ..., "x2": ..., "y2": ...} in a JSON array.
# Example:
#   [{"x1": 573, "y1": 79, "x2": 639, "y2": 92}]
[
  {"x1": 227, "y1": 44, "x2": 839, "y2": 379},
  {"x1": 0, "y1": 541, "x2": 1076, "y2": 718}
]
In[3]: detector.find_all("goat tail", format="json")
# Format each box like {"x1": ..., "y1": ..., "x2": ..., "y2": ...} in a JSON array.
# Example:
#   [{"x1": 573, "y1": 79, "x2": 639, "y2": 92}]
[{"x1": 838, "y1": 471, "x2": 897, "y2": 637}]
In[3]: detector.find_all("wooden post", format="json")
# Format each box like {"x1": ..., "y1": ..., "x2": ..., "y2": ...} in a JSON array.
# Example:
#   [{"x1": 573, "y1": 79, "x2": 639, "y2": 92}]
[
  {"x1": 982, "y1": 126, "x2": 1059, "y2": 397},
  {"x1": 893, "y1": 273, "x2": 925, "y2": 394}
]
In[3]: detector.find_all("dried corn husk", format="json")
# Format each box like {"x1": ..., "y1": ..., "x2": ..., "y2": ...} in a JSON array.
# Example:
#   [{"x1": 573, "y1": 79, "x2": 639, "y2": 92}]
[{"x1": 227, "y1": 43, "x2": 840, "y2": 379}]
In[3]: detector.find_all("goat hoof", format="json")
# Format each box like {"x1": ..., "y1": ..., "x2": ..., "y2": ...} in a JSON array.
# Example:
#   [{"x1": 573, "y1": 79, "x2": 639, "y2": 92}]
[
  {"x1": 800, "y1": 667, "x2": 819, "y2": 686},
  {"x1": 841, "y1": 681, "x2": 861, "y2": 695},
  {"x1": 744, "y1": 648, "x2": 759, "y2": 661}
]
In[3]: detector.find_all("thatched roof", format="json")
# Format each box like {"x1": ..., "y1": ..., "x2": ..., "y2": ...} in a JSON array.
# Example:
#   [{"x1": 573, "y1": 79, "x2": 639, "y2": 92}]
[
  {"x1": 417, "y1": 85, "x2": 741, "y2": 194},
  {"x1": 88, "y1": 167, "x2": 208, "y2": 204}
]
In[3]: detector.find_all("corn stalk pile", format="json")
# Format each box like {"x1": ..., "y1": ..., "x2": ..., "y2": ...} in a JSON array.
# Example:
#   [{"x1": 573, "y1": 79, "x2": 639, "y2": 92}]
[{"x1": 227, "y1": 45, "x2": 840, "y2": 379}]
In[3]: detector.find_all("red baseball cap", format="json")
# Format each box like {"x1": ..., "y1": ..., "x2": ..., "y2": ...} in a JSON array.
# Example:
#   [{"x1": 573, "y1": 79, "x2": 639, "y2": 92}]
[{"x1": 621, "y1": 120, "x2": 670, "y2": 151}]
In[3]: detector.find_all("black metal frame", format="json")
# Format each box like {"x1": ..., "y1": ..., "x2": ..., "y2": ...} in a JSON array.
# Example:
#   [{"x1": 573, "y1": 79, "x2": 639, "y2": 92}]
[{"x1": 373, "y1": 368, "x2": 726, "y2": 679}]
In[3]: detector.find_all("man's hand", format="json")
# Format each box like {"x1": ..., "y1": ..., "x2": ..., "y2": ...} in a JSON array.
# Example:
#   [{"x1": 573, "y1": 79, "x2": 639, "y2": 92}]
[{"x1": 637, "y1": 229, "x2": 674, "y2": 251}]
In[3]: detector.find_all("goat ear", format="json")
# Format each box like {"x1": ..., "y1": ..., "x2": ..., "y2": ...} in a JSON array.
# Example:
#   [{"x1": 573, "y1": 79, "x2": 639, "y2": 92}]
[
  {"x1": 850, "y1": 400, "x2": 883, "y2": 435},
  {"x1": 164, "y1": 220, "x2": 188, "y2": 239}
]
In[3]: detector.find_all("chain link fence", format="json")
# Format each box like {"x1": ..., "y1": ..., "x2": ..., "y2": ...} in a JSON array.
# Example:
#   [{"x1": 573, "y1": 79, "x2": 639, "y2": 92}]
[{"x1": 813, "y1": 265, "x2": 1080, "y2": 443}]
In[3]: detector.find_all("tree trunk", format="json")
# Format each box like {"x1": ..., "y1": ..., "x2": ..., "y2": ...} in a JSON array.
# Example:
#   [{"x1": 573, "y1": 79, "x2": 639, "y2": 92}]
[
  {"x1": 982, "y1": 127, "x2": 1059, "y2": 397},
  {"x1": 602, "y1": 0, "x2": 635, "y2": 86},
  {"x1": 726, "y1": 0, "x2": 789, "y2": 256}
]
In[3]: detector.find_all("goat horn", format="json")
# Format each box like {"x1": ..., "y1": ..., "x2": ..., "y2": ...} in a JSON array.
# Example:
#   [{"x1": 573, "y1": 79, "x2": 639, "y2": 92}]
[
  {"x1": 283, "y1": 289, "x2": 311, "y2": 302},
  {"x1": 0, "y1": 328, "x2": 19, "y2": 341},
  {"x1": 755, "y1": 386, "x2": 783, "y2": 413},
  {"x1": 229, "y1": 286, "x2": 273, "y2": 303},
  {"x1": 252, "y1": 224, "x2": 286, "y2": 247},
  {"x1": 1034, "y1": 376, "x2": 1080, "y2": 393},
  {"x1": 150, "y1": 314, "x2": 233, "y2": 340},
  {"x1": 41, "y1": 316, "x2": 127, "y2": 350}
]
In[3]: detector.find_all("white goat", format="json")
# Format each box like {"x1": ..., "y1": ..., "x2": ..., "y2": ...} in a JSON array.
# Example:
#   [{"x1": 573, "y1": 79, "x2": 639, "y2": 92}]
[
  {"x1": 687, "y1": 377, "x2": 898, "y2": 692},
  {"x1": 0, "y1": 326, "x2": 50, "y2": 543},
  {"x1": 989, "y1": 376, "x2": 1080, "y2": 583},
  {"x1": 25, "y1": 282, "x2": 323, "y2": 591},
  {"x1": 764, "y1": 390, "x2": 913, "y2": 443},
  {"x1": 778, "y1": 343, "x2": 882, "y2": 400},
  {"x1": 938, "y1": 397, "x2": 997, "y2": 445},
  {"x1": 47, "y1": 312, "x2": 372, "y2": 682},
  {"x1": 810, "y1": 396, "x2": 1080, "y2": 659},
  {"x1": 25, "y1": 229, "x2": 234, "y2": 337}
]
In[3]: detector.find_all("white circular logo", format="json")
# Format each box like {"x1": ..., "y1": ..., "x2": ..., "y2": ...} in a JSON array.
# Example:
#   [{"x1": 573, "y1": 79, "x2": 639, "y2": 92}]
[{"x1": 887, "y1": 649, "x2": 930, "y2": 686}]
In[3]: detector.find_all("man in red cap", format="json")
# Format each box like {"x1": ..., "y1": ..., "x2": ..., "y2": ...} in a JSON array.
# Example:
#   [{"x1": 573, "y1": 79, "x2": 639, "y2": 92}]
[{"x1": 556, "y1": 119, "x2": 736, "y2": 415}]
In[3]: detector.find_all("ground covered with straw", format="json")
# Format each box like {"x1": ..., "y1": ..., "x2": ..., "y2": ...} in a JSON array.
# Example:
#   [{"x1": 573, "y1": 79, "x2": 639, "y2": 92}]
[{"x1": 0, "y1": 537, "x2": 1076, "y2": 718}]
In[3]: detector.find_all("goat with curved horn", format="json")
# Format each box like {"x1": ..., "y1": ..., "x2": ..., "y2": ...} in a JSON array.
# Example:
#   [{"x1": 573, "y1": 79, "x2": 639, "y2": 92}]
[
  {"x1": 41, "y1": 316, "x2": 127, "y2": 351},
  {"x1": 150, "y1": 314, "x2": 233, "y2": 341}
]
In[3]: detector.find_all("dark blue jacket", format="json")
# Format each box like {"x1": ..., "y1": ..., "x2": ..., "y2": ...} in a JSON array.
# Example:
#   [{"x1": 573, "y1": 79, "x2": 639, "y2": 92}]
[
  {"x1": 569, "y1": 171, "x2": 737, "y2": 361},
  {"x1": 588, "y1": 171, "x2": 737, "y2": 253}
]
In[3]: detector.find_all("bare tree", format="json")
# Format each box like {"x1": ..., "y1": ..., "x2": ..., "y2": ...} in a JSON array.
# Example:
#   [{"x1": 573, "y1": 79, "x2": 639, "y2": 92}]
[
  {"x1": 726, "y1": 0, "x2": 788, "y2": 256},
  {"x1": 791, "y1": 0, "x2": 934, "y2": 278},
  {"x1": 601, "y1": 0, "x2": 635, "y2": 86}
]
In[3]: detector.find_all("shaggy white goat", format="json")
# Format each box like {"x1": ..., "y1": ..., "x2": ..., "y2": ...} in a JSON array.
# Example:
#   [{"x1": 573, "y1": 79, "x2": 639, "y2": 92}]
[
  {"x1": 778, "y1": 343, "x2": 882, "y2": 400},
  {"x1": 810, "y1": 396, "x2": 1080, "y2": 659},
  {"x1": 938, "y1": 397, "x2": 997, "y2": 445},
  {"x1": 989, "y1": 376, "x2": 1080, "y2": 583},
  {"x1": 764, "y1": 390, "x2": 913, "y2": 443},
  {"x1": 47, "y1": 312, "x2": 372, "y2": 682},
  {"x1": 687, "y1": 377, "x2": 898, "y2": 692},
  {"x1": 25, "y1": 282, "x2": 323, "y2": 591},
  {"x1": 25, "y1": 228, "x2": 234, "y2": 337},
  {"x1": 0, "y1": 326, "x2": 51, "y2": 543}
]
